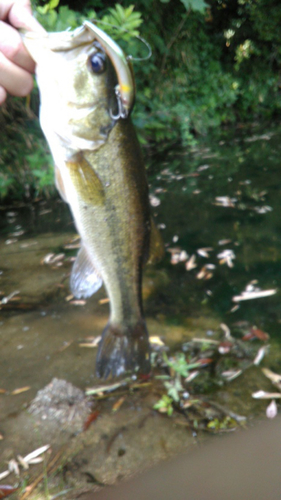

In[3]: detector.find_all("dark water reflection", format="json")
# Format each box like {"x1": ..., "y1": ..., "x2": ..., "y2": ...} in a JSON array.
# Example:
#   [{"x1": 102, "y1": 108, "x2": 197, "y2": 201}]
[{"x1": 147, "y1": 124, "x2": 281, "y2": 340}]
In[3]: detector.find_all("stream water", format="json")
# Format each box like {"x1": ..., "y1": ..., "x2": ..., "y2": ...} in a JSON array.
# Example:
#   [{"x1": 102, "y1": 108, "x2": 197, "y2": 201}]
[{"x1": 0, "y1": 123, "x2": 281, "y2": 498}]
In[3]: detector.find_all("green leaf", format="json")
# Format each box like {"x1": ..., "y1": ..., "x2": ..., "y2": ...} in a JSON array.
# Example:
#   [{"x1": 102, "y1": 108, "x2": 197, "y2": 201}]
[
  {"x1": 180, "y1": 0, "x2": 208, "y2": 13},
  {"x1": 48, "y1": 0, "x2": 60, "y2": 10}
]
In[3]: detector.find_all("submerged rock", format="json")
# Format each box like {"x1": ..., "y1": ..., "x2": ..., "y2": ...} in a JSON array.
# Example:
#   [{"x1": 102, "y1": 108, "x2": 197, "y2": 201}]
[{"x1": 29, "y1": 378, "x2": 91, "y2": 432}]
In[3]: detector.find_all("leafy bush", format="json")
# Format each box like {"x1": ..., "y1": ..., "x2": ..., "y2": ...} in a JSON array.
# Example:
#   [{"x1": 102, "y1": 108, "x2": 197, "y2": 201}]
[{"x1": 1, "y1": 0, "x2": 280, "y2": 201}]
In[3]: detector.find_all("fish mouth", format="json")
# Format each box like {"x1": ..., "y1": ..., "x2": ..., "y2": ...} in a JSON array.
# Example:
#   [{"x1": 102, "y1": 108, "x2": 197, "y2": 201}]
[{"x1": 20, "y1": 25, "x2": 95, "y2": 52}]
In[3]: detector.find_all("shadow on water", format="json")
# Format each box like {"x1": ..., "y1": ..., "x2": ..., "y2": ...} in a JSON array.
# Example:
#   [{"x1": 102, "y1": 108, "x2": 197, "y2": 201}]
[{"x1": 0, "y1": 123, "x2": 281, "y2": 497}]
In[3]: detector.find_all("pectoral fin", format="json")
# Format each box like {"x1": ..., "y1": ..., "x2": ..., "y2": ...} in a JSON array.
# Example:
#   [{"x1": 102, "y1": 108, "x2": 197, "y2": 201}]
[
  {"x1": 66, "y1": 152, "x2": 105, "y2": 206},
  {"x1": 147, "y1": 218, "x2": 165, "y2": 264},
  {"x1": 70, "y1": 245, "x2": 103, "y2": 299}
]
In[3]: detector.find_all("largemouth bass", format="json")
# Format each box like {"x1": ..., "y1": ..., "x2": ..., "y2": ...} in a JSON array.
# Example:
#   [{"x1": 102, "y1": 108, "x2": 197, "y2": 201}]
[{"x1": 22, "y1": 23, "x2": 162, "y2": 378}]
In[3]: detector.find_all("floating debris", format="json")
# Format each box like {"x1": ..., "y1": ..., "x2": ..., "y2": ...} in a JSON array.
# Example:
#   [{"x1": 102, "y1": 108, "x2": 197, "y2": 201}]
[
  {"x1": 233, "y1": 288, "x2": 277, "y2": 302},
  {"x1": 252, "y1": 390, "x2": 281, "y2": 399},
  {"x1": 253, "y1": 346, "x2": 268, "y2": 366},
  {"x1": 197, "y1": 164, "x2": 210, "y2": 172},
  {"x1": 98, "y1": 297, "x2": 110, "y2": 305},
  {"x1": 214, "y1": 196, "x2": 237, "y2": 208},
  {"x1": 83, "y1": 411, "x2": 99, "y2": 431},
  {"x1": 0, "y1": 485, "x2": 18, "y2": 498},
  {"x1": 185, "y1": 254, "x2": 197, "y2": 270},
  {"x1": 112, "y1": 396, "x2": 125, "y2": 413},
  {"x1": 0, "y1": 472, "x2": 10, "y2": 481},
  {"x1": 1, "y1": 291, "x2": 20, "y2": 305},
  {"x1": 69, "y1": 299, "x2": 86, "y2": 306},
  {"x1": 8, "y1": 460, "x2": 19, "y2": 477},
  {"x1": 266, "y1": 400, "x2": 278, "y2": 419},
  {"x1": 196, "y1": 265, "x2": 214, "y2": 280},
  {"x1": 242, "y1": 327, "x2": 269, "y2": 342},
  {"x1": 221, "y1": 369, "x2": 243, "y2": 381},
  {"x1": 11, "y1": 386, "x2": 31, "y2": 395},
  {"x1": 218, "y1": 239, "x2": 232, "y2": 245},
  {"x1": 0, "y1": 445, "x2": 50, "y2": 483},
  {"x1": 197, "y1": 247, "x2": 213, "y2": 258},
  {"x1": 5, "y1": 239, "x2": 17, "y2": 245},
  {"x1": 79, "y1": 336, "x2": 101, "y2": 348},
  {"x1": 262, "y1": 368, "x2": 281, "y2": 391},
  {"x1": 86, "y1": 380, "x2": 129, "y2": 397},
  {"x1": 149, "y1": 195, "x2": 161, "y2": 207},
  {"x1": 168, "y1": 247, "x2": 188, "y2": 265},
  {"x1": 42, "y1": 253, "x2": 65, "y2": 265},
  {"x1": 217, "y1": 249, "x2": 235, "y2": 268},
  {"x1": 253, "y1": 205, "x2": 272, "y2": 214},
  {"x1": 149, "y1": 336, "x2": 165, "y2": 347}
]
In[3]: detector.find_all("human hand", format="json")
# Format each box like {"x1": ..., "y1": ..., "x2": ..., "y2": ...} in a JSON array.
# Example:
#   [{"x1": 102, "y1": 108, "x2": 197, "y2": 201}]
[{"x1": 0, "y1": 0, "x2": 45, "y2": 104}]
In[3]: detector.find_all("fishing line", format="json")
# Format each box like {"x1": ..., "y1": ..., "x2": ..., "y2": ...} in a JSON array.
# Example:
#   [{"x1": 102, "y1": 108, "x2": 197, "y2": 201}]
[{"x1": 89, "y1": 19, "x2": 152, "y2": 62}]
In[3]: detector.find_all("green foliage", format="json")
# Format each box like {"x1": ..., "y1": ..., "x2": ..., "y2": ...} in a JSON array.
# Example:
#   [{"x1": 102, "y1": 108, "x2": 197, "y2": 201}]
[
  {"x1": 153, "y1": 394, "x2": 174, "y2": 416},
  {"x1": 2, "y1": 0, "x2": 281, "y2": 201},
  {"x1": 34, "y1": 1, "x2": 142, "y2": 42},
  {"x1": 0, "y1": 98, "x2": 54, "y2": 200}
]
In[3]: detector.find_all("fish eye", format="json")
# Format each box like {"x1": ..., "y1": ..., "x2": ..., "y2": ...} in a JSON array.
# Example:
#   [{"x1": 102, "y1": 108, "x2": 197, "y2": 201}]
[{"x1": 89, "y1": 52, "x2": 106, "y2": 74}]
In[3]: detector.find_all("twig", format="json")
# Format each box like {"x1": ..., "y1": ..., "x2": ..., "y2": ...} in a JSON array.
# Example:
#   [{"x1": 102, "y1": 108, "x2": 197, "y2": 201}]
[{"x1": 19, "y1": 450, "x2": 63, "y2": 500}]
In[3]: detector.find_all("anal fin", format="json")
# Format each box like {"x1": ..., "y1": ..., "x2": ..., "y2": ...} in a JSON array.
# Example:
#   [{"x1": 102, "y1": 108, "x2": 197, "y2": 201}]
[{"x1": 70, "y1": 245, "x2": 103, "y2": 299}]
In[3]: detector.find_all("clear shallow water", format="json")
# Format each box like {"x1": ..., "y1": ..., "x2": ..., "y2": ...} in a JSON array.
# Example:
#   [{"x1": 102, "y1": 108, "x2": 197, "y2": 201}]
[{"x1": 0, "y1": 123, "x2": 281, "y2": 496}]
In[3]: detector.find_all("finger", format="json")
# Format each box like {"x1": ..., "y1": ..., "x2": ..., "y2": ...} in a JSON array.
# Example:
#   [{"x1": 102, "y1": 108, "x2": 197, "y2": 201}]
[
  {"x1": 0, "y1": 0, "x2": 45, "y2": 33},
  {"x1": 9, "y1": 1, "x2": 46, "y2": 33},
  {"x1": 0, "y1": 21, "x2": 35, "y2": 72},
  {"x1": 0, "y1": 85, "x2": 7, "y2": 105},
  {"x1": 0, "y1": 50, "x2": 33, "y2": 97}
]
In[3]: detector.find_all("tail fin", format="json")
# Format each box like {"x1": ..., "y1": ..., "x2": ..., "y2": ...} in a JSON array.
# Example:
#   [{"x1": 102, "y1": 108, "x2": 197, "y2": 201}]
[{"x1": 95, "y1": 320, "x2": 151, "y2": 379}]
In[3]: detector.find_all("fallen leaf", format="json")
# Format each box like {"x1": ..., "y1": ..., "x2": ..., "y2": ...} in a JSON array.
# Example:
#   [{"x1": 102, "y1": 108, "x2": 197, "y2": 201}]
[
  {"x1": 0, "y1": 472, "x2": 10, "y2": 481},
  {"x1": 197, "y1": 247, "x2": 213, "y2": 258},
  {"x1": 83, "y1": 411, "x2": 99, "y2": 431},
  {"x1": 69, "y1": 300, "x2": 86, "y2": 306},
  {"x1": 214, "y1": 196, "x2": 237, "y2": 207},
  {"x1": 11, "y1": 386, "x2": 31, "y2": 395},
  {"x1": 250, "y1": 327, "x2": 269, "y2": 341},
  {"x1": 233, "y1": 289, "x2": 277, "y2": 302},
  {"x1": 185, "y1": 254, "x2": 197, "y2": 271},
  {"x1": 79, "y1": 336, "x2": 101, "y2": 348},
  {"x1": 252, "y1": 390, "x2": 281, "y2": 399},
  {"x1": 0, "y1": 485, "x2": 18, "y2": 498},
  {"x1": 221, "y1": 369, "x2": 242, "y2": 381},
  {"x1": 253, "y1": 346, "x2": 268, "y2": 366},
  {"x1": 22, "y1": 444, "x2": 50, "y2": 464},
  {"x1": 149, "y1": 336, "x2": 165, "y2": 347},
  {"x1": 8, "y1": 460, "x2": 19, "y2": 476},
  {"x1": 218, "y1": 341, "x2": 233, "y2": 354},
  {"x1": 217, "y1": 249, "x2": 235, "y2": 268},
  {"x1": 112, "y1": 397, "x2": 125, "y2": 413},
  {"x1": 266, "y1": 400, "x2": 278, "y2": 419},
  {"x1": 98, "y1": 297, "x2": 110, "y2": 304},
  {"x1": 262, "y1": 368, "x2": 281, "y2": 391}
]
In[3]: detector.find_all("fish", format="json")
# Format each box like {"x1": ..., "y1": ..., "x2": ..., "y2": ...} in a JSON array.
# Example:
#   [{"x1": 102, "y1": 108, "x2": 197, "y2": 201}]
[{"x1": 21, "y1": 22, "x2": 163, "y2": 378}]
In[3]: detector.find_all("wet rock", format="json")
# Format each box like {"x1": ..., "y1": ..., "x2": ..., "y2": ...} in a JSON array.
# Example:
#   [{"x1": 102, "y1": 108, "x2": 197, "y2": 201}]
[{"x1": 29, "y1": 378, "x2": 91, "y2": 432}]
